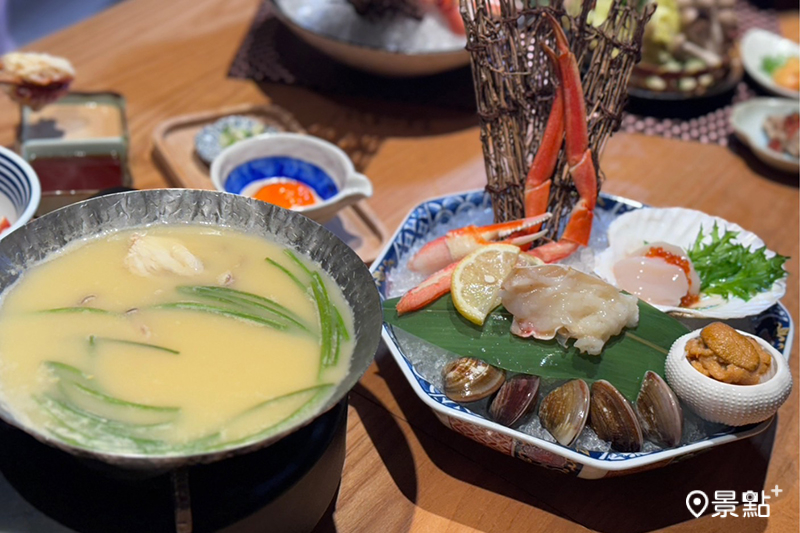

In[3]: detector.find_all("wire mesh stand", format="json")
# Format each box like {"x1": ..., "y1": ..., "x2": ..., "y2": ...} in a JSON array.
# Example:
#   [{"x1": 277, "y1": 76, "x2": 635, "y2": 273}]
[{"x1": 461, "y1": 0, "x2": 654, "y2": 238}]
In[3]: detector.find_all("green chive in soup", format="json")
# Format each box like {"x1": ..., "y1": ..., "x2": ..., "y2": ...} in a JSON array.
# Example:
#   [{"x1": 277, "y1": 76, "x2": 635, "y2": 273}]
[{"x1": 0, "y1": 226, "x2": 354, "y2": 455}]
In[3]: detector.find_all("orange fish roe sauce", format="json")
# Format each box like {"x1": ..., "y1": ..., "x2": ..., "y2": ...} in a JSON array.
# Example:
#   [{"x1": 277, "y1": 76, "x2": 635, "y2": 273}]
[
  {"x1": 645, "y1": 247, "x2": 699, "y2": 307},
  {"x1": 253, "y1": 180, "x2": 317, "y2": 209}
]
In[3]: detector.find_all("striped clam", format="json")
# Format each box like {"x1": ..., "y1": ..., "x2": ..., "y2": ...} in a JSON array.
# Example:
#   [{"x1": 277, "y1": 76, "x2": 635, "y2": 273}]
[
  {"x1": 442, "y1": 357, "x2": 505, "y2": 402},
  {"x1": 589, "y1": 380, "x2": 644, "y2": 453},
  {"x1": 635, "y1": 371, "x2": 683, "y2": 448},
  {"x1": 489, "y1": 374, "x2": 541, "y2": 427},
  {"x1": 539, "y1": 379, "x2": 590, "y2": 447}
]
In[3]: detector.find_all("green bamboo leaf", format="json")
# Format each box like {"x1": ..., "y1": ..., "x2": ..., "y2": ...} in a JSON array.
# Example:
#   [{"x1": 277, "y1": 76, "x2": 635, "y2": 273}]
[{"x1": 382, "y1": 295, "x2": 689, "y2": 402}]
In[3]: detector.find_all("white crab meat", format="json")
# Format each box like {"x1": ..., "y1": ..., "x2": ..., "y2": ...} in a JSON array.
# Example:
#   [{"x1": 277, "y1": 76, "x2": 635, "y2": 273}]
[
  {"x1": 500, "y1": 264, "x2": 639, "y2": 356},
  {"x1": 124, "y1": 234, "x2": 204, "y2": 277}
]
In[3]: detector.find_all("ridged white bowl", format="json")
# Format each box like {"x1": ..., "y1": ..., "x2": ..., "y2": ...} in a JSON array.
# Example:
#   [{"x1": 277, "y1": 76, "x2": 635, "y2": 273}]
[
  {"x1": 594, "y1": 207, "x2": 786, "y2": 319},
  {"x1": 665, "y1": 330, "x2": 793, "y2": 426}
]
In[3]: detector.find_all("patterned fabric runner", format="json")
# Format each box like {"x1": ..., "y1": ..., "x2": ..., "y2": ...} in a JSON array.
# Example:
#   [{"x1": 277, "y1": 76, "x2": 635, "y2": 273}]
[{"x1": 230, "y1": 1, "x2": 784, "y2": 146}]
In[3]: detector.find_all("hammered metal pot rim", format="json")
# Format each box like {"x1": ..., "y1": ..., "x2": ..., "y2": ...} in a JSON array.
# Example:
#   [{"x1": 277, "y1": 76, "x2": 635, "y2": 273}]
[{"x1": 0, "y1": 189, "x2": 382, "y2": 470}]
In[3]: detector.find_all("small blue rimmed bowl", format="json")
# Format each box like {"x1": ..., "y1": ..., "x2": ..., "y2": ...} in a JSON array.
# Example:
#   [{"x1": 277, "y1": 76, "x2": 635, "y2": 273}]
[
  {"x1": 0, "y1": 146, "x2": 40, "y2": 237},
  {"x1": 210, "y1": 133, "x2": 373, "y2": 224}
]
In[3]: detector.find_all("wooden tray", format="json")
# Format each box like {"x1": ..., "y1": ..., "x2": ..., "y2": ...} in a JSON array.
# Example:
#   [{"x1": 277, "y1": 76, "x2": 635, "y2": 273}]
[{"x1": 151, "y1": 103, "x2": 387, "y2": 264}]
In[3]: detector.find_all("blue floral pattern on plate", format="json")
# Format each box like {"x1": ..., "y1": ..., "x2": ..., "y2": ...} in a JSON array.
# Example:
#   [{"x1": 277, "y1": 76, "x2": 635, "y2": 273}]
[
  {"x1": 194, "y1": 116, "x2": 278, "y2": 164},
  {"x1": 370, "y1": 190, "x2": 794, "y2": 477}
]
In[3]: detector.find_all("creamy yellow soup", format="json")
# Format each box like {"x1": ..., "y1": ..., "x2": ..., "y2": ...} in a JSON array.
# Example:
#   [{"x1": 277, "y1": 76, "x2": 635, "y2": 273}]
[{"x1": 0, "y1": 225, "x2": 354, "y2": 455}]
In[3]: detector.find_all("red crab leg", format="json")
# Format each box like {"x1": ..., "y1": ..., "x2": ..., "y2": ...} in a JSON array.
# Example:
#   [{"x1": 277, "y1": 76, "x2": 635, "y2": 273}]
[
  {"x1": 396, "y1": 262, "x2": 458, "y2": 315},
  {"x1": 527, "y1": 14, "x2": 597, "y2": 263},
  {"x1": 524, "y1": 49, "x2": 564, "y2": 227},
  {"x1": 544, "y1": 12, "x2": 597, "y2": 214}
]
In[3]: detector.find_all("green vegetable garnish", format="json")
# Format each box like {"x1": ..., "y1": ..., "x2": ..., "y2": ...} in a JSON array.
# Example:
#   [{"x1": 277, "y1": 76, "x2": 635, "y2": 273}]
[
  {"x1": 762, "y1": 55, "x2": 788, "y2": 75},
  {"x1": 687, "y1": 223, "x2": 789, "y2": 300},
  {"x1": 219, "y1": 123, "x2": 266, "y2": 148}
]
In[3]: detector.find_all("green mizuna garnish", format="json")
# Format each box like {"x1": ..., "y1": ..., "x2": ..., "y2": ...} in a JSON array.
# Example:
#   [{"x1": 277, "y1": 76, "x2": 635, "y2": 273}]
[{"x1": 687, "y1": 223, "x2": 789, "y2": 300}]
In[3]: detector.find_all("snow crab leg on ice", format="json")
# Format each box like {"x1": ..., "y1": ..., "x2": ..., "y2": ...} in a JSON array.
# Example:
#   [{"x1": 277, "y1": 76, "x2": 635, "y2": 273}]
[
  {"x1": 397, "y1": 215, "x2": 550, "y2": 315},
  {"x1": 397, "y1": 13, "x2": 597, "y2": 314},
  {"x1": 408, "y1": 215, "x2": 551, "y2": 276}
]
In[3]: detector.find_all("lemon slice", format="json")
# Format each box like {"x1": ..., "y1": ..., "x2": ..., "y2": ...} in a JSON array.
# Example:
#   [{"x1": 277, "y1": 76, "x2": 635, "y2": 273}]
[
  {"x1": 516, "y1": 253, "x2": 545, "y2": 267},
  {"x1": 451, "y1": 244, "x2": 521, "y2": 325}
]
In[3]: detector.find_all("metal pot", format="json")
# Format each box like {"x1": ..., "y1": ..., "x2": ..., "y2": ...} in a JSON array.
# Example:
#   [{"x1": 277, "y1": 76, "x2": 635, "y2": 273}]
[{"x1": 0, "y1": 189, "x2": 382, "y2": 470}]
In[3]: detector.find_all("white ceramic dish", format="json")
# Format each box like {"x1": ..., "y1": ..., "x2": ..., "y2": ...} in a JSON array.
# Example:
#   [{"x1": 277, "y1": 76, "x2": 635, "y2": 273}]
[
  {"x1": 270, "y1": 0, "x2": 469, "y2": 77},
  {"x1": 730, "y1": 97, "x2": 799, "y2": 174},
  {"x1": 594, "y1": 206, "x2": 787, "y2": 319},
  {"x1": 371, "y1": 190, "x2": 794, "y2": 478},
  {"x1": 0, "y1": 146, "x2": 40, "y2": 237},
  {"x1": 741, "y1": 29, "x2": 800, "y2": 99},
  {"x1": 210, "y1": 133, "x2": 373, "y2": 224},
  {"x1": 666, "y1": 329, "x2": 792, "y2": 427}
]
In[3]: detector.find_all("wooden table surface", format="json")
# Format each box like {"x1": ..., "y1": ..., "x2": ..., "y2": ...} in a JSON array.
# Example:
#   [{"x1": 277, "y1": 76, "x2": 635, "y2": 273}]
[{"x1": 3, "y1": 1, "x2": 798, "y2": 532}]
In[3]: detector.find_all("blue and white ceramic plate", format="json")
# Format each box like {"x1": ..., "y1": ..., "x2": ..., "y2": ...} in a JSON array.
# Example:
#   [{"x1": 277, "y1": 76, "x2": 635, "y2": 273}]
[
  {"x1": 370, "y1": 190, "x2": 794, "y2": 478},
  {"x1": 195, "y1": 116, "x2": 278, "y2": 165},
  {"x1": 0, "y1": 146, "x2": 40, "y2": 237}
]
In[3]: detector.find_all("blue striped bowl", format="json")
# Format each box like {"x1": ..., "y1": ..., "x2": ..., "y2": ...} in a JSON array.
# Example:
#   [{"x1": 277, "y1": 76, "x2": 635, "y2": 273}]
[{"x1": 0, "y1": 147, "x2": 40, "y2": 237}]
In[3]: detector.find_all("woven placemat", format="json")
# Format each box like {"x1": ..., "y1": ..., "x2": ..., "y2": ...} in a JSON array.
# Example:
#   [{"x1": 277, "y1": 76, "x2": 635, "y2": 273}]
[
  {"x1": 228, "y1": 2, "x2": 476, "y2": 111},
  {"x1": 230, "y1": 1, "x2": 783, "y2": 146}
]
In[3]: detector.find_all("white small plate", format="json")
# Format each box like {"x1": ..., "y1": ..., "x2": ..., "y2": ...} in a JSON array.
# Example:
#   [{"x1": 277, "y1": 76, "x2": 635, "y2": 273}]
[
  {"x1": 271, "y1": 0, "x2": 468, "y2": 77},
  {"x1": 741, "y1": 29, "x2": 800, "y2": 99},
  {"x1": 731, "y1": 97, "x2": 799, "y2": 174}
]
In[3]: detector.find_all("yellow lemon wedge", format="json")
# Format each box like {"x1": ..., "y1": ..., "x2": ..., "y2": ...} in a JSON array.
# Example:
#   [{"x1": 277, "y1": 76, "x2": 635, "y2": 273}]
[
  {"x1": 451, "y1": 243, "x2": 521, "y2": 326},
  {"x1": 515, "y1": 252, "x2": 545, "y2": 267}
]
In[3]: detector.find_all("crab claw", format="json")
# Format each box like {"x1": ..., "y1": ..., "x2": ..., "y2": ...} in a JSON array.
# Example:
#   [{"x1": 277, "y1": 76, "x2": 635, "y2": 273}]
[{"x1": 407, "y1": 214, "x2": 551, "y2": 276}]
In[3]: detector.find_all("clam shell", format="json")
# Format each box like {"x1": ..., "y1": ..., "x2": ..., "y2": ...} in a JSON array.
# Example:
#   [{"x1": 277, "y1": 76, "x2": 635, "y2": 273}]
[
  {"x1": 665, "y1": 329, "x2": 793, "y2": 426},
  {"x1": 489, "y1": 374, "x2": 540, "y2": 427},
  {"x1": 442, "y1": 358, "x2": 505, "y2": 402},
  {"x1": 589, "y1": 380, "x2": 643, "y2": 452},
  {"x1": 594, "y1": 207, "x2": 786, "y2": 319},
  {"x1": 636, "y1": 371, "x2": 683, "y2": 448},
  {"x1": 539, "y1": 379, "x2": 590, "y2": 447}
]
